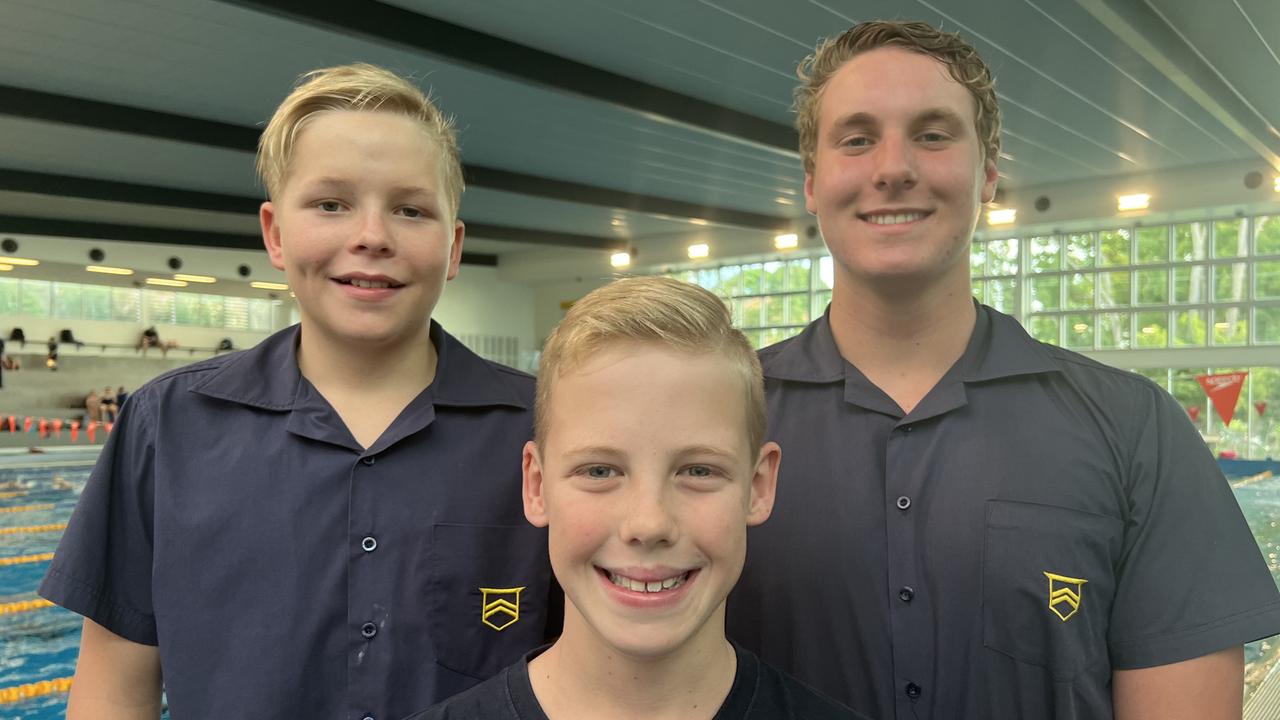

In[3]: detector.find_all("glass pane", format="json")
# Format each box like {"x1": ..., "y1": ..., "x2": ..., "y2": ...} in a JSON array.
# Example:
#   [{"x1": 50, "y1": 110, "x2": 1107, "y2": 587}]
[
  {"x1": 970, "y1": 242, "x2": 987, "y2": 277},
  {"x1": 1212, "y1": 263, "x2": 1249, "y2": 302},
  {"x1": 762, "y1": 262, "x2": 786, "y2": 294},
  {"x1": 201, "y1": 295, "x2": 226, "y2": 328},
  {"x1": 985, "y1": 278, "x2": 1018, "y2": 315},
  {"x1": 1172, "y1": 369, "x2": 1208, "y2": 433},
  {"x1": 677, "y1": 270, "x2": 697, "y2": 286},
  {"x1": 740, "y1": 297, "x2": 763, "y2": 327},
  {"x1": 224, "y1": 297, "x2": 250, "y2": 330},
  {"x1": 20, "y1": 280, "x2": 51, "y2": 316},
  {"x1": 787, "y1": 259, "x2": 811, "y2": 291},
  {"x1": 1172, "y1": 265, "x2": 1207, "y2": 304},
  {"x1": 787, "y1": 293, "x2": 809, "y2": 325},
  {"x1": 1211, "y1": 306, "x2": 1248, "y2": 345},
  {"x1": 1028, "y1": 276, "x2": 1061, "y2": 312},
  {"x1": 113, "y1": 288, "x2": 141, "y2": 322},
  {"x1": 1066, "y1": 272, "x2": 1094, "y2": 309},
  {"x1": 0, "y1": 278, "x2": 19, "y2": 315},
  {"x1": 82, "y1": 285, "x2": 111, "y2": 321},
  {"x1": 1174, "y1": 222, "x2": 1209, "y2": 262},
  {"x1": 1028, "y1": 236, "x2": 1061, "y2": 273},
  {"x1": 986, "y1": 238, "x2": 1019, "y2": 276},
  {"x1": 812, "y1": 290, "x2": 832, "y2": 319},
  {"x1": 1027, "y1": 315, "x2": 1059, "y2": 345},
  {"x1": 1099, "y1": 229, "x2": 1130, "y2": 267},
  {"x1": 761, "y1": 327, "x2": 789, "y2": 348},
  {"x1": 1255, "y1": 261, "x2": 1280, "y2": 299},
  {"x1": 1256, "y1": 306, "x2": 1280, "y2": 344},
  {"x1": 817, "y1": 256, "x2": 834, "y2": 290},
  {"x1": 719, "y1": 265, "x2": 743, "y2": 297},
  {"x1": 1255, "y1": 216, "x2": 1280, "y2": 255},
  {"x1": 696, "y1": 268, "x2": 721, "y2": 295},
  {"x1": 741, "y1": 264, "x2": 763, "y2": 295},
  {"x1": 745, "y1": 329, "x2": 764, "y2": 350},
  {"x1": 1172, "y1": 310, "x2": 1206, "y2": 347},
  {"x1": 1213, "y1": 219, "x2": 1245, "y2": 258},
  {"x1": 1135, "y1": 311, "x2": 1167, "y2": 348},
  {"x1": 1064, "y1": 314, "x2": 1094, "y2": 349},
  {"x1": 1065, "y1": 233, "x2": 1095, "y2": 269},
  {"x1": 762, "y1": 295, "x2": 785, "y2": 326},
  {"x1": 1097, "y1": 312, "x2": 1130, "y2": 349},
  {"x1": 1097, "y1": 271, "x2": 1130, "y2": 307},
  {"x1": 175, "y1": 293, "x2": 200, "y2": 325},
  {"x1": 52, "y1": 283, "x2": 82, "y2": 319},
  {"x1": 1136, "y1": 226, "x2": 1169, "y2": 264},
  {"x1": 729, "y1": 298, "x2": 745, "y2": 327},
  {"x1": 1134, "y1": 269, "x2": 1168, "y2": 305},
  {"x1": 248, "y1": 299, "x2": 273, "y2": 331},
  {"x1": 971, "y1": 279, "x2": 985, "y2": 302}
]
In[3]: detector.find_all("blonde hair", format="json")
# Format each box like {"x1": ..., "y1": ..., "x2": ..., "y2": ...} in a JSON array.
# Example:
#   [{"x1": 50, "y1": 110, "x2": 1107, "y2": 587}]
[
  {"x1": 536, "y1": 277, "x2": 765, "y2": 452},
  {"x1": 256, "y1": 63, "x2": 464, "y2": 216},
  {"x1": 794, "y1": 20, "x2": 1001, "y2": 174}
]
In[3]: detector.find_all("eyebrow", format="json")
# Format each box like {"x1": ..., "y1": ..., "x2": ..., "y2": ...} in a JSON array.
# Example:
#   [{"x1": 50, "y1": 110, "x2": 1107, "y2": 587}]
[
  {"x1": 827, "y1": 107, "x2": 969, "y2": 138},
  {"x1": 302, "y1": 178, "x2": 436, "y2": 199},
  {"x1": 557, "y1": 444, "x2": 741, "y2": 463}
]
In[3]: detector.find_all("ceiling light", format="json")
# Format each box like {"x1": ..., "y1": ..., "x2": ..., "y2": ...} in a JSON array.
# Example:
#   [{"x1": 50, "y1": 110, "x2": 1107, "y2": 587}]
[
  {"x1": 1274, "y1": 176, "x2": 1280, "y2": 192},
  {"x1": 687, "y1": 243, "x2": 709, "y2": 260},
  {"x1": 610, "y1": 218, "x2": 625, "y2": 226},
  {"x1": 689, "y1": 218, "x2": 709, "y2": 226},
  {"x1": 1214, "y1": 321, "x2": 1230, "y2": 330},
  {"x1": 1073, "y1": 323, "x2": 1089, "y2": 333},
  {"x1": 1117, "y1": 193, "x2": 1150, "y2": 211},
  {"x1": 0, "y1": 256, "x2": 39, "y2": 267},
  {"x1": 173, "y1": 273, "x2": 217, "y2": 283},
  {"x1": 250, "y1": 281, "x2": 289, "y2": 291},
  {"x1": 1141, "y1": 325, "x2": 1158, "y2": 335},
  {"x1": 987, "y1": 208, "x2": 1017, "y2": 225},
  {"x1": 775, "y1": 196, "x2": 795, "y2": 206},
  {"x1": 146, "y1": 278, "x2": 187, "y2": 287},
  {"x1": 774, "y1": 233, "x2": 799, "y2": 250},
  {"x1": 86, "y1": 265, "x2": 133, "y2": 276},
  {"x1": 0, "y1": 264, "x2": 13, "y2": 272},
  {"x1": 610, "y1": 251, "x2": 631, "y2": 268}
]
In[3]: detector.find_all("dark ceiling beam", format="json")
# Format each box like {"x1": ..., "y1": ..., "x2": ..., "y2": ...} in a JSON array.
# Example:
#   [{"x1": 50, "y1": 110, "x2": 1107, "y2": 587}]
[
  {"x1": 0, "y1": 169, "x2": 626, "y2": 251},
  {"x1": 0, "y1": 215, "x2": 497, "y2": 266},
  {"x1": 1, "y1": 87, "x2": 790, "y2": 231},
  {"x1": 216, "y1": 0, "x2": 798, "y2": 155}
]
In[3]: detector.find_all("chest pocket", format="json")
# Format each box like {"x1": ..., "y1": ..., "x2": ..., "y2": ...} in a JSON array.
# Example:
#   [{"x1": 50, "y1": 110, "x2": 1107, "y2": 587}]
[
  {"x1": 427, "y1": 523, "x2": 553, "y2": 679},
  {"x1": 982, "y1": 500, "x2": 1123, "y2": 680}
]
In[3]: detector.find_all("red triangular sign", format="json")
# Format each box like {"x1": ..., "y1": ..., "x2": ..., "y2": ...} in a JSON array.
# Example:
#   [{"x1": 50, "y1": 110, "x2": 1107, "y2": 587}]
[
  {"x1": 1187, "y1": 405, "x2": 1201, "y2": 422},
  {"x1": 1196, "y1": 372, "x2": 1248, "y2": 427},
  {"x1": 1257, "y1": 402, "x2": 1268, "y2": 417}
]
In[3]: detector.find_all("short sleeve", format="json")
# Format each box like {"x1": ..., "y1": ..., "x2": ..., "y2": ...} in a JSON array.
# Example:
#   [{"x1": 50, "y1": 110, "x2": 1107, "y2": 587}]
[
  {"x1": 39, "y1": 387, "x2": 159, "y2": 645},
  {"x1": 1107, "y1": 385, "x2": 1280, "y2": 668}
]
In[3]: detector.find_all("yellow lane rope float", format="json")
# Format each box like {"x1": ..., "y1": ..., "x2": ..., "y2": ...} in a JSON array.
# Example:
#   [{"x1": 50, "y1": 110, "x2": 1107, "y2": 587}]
[
  {"x1": 0, "y1": 552, "x2": 54, "y2": 566},
  {"x1": 0, "y1": 598, "x2": 54, "y2": 615},
  {"x1": 0, "y1": 676, "x2": 73, "y2": 704},
  {"x1": 0, "y1": 503, "x2": 55, "y2": 514},
  {"x1": 0, "y1": 523, "x2": 66, "y2": 536},
  {"x1": 0, "y1": 491, "x2": 28, "y2": 500}
]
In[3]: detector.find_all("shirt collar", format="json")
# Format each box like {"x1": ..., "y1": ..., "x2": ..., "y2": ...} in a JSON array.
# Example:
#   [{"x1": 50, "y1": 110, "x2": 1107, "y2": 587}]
[{"x1": 189, "y1": 321, "x2": 530, "y2": 411}]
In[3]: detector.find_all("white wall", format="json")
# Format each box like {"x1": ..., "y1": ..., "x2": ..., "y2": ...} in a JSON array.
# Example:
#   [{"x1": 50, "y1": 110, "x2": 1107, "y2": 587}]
[{"x1": 433, "y1": 265, "x2": 538, "y2": 356}]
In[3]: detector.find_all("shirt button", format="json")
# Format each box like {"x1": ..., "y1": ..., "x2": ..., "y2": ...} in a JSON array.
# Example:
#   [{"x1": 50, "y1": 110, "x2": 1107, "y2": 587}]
[
  {"x1": 902, "y1": 425, "x2": 913, "y2": 433},
  {"x1": 905, "y1": 682, "x2": 922, "y2": 699},
  {"x1": 896, "y1": 495, "x2": 912, "y2": 511},
  {"x1": 361, "y1": 716, "x2": 375, "y2": 720},
  {"x1": 361, "y1": 622, "x2": 377, "y2": 639},
  {"x1": 362, "y1": 456, "x2": 376, "y2": 466},
  {"x1": 899, "y1": 586, "x2": 915, "y2": 602},
  {"x1": 361, "y1": 536, "x2": 378, "y2": 552}
]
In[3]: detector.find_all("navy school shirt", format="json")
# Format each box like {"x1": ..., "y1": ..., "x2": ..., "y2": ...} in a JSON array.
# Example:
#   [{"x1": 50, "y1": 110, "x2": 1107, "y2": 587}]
[
  {"x1": 40, "y1": 322, "x2": 558, "y2": 720},
  {"x1": 727, "y1": 303, "x2": 1280, "y2": 719},
  {"x1": 405, "y1": 643, "x2": 870, "y2": 720}
]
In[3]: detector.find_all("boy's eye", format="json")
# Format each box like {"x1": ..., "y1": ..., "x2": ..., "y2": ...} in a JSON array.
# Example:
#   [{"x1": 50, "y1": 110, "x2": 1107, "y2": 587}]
[
  {"x1": 318, "y1": 201, "x2": 343, "y2": 212},
  {"x1": 584, "y1": 465, "x2": 616, "y2": 480},
  {"x1": 919, "y1": 132, "x2": 949, "y2": 143},
  {"x1": 685, "y1": 465, "x2": 713, "y2": 477},
  {"x1": 842, "y1": 136, "x2": 871, "y2": 148},
  {"x1": 398, "y1": 206, "x2": 423, "y2": 219}
]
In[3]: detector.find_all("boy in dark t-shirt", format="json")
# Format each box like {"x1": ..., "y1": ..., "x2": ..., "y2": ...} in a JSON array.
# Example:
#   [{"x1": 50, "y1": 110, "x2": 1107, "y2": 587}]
[{"x1": 408, "y1": 277, "x2": 864, "y2": 720}]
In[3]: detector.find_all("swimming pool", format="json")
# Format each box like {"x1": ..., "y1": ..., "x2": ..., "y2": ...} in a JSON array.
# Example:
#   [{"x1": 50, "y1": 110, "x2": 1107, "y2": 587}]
[{"x1": 1, "y1": 452, "x2": 1278, "y2": 717}]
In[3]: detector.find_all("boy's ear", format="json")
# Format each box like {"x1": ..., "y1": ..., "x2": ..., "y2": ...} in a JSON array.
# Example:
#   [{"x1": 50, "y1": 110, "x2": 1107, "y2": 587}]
[
  {"x1": 260, "y1": 201, "x2": 286, "y2": 271},
  {"x1": 522, "y1": 440, "x2": 549, "y2": 528},
  {"x1": 446, "y1": 219, "x2": 465, "y2": 281},
  {"x1": 746, "y1": 441, "x2": 781, "y2": 526}
]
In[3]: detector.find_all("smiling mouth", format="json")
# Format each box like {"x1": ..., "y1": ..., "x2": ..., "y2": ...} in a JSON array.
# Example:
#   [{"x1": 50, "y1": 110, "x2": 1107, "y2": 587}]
[
  {"x1": 334, "y1": 278, "x2": 403, "y2": 289},
  {"x1": 860, "y1": 211, "x2": 931, "y2": 225},
  {"x1": 603, "y1": 569, "x2": 692, "y2": 594}
]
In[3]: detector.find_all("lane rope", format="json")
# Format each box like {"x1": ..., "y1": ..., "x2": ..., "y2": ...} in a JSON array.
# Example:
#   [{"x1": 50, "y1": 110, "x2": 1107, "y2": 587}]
[
  {"x1": 0, "y1": 503, "x2": 55, "y2": 514},
  {"x1": 0, "y1": 523, "x2": 66, "y2": 536},
  {"x1": 0, "y1": 676, "x2": 73, "y2": 704},
  {"x1": 0, "y1": 552, "x2": 55, "y2": 566},
  {"x1": 0, "y1": 598, "x2": 54, "y2": 615}
]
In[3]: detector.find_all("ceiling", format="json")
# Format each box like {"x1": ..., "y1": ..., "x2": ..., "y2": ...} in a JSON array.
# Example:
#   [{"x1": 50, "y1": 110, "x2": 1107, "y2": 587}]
[{"x1": 0, "y1": 0, "x2": 1277, "y2": 286}]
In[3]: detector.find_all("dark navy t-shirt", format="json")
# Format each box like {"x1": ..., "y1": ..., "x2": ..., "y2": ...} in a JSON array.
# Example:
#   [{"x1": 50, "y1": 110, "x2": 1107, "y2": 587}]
[{"x1": 406, "y1": 643, "x2": 868, "y2": 720}]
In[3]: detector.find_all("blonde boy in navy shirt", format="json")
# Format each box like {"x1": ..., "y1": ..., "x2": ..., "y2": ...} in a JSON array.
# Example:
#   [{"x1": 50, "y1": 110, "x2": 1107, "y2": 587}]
[{"x1": 43, "y1": 64, "x2": 553, "y2": 719}]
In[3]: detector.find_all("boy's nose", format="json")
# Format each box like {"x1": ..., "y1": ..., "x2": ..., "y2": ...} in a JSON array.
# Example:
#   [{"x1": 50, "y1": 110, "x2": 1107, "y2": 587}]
[
  {"x1": 620, "y1": 485, "x2": 679, "y2": 547},
  {"x1": 871, "y1": 135, "x2": 918, "y2": 192},
  {"x1": 353, "y1": 211, "x2": 395, "y2": 256}
]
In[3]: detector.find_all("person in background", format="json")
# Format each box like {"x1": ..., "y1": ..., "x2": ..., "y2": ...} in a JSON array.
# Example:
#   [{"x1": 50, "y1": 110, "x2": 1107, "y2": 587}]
[
  {"x1": 84, "y1": 390, "x2": 101, "y2": 426},
  {"x1": 100, "y1": 387, "x2": 118, "y2": 423}
]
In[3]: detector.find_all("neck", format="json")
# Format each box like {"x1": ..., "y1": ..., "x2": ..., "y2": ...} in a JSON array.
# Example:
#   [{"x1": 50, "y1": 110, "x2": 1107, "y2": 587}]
[
  {"x1": 296, "y1": 321, "x2": 437, "y2": 397},
  {"x1": 827, "y1": 267, "x2": 977, "y2": 414},
  {"x1": 529, "y1": 607, "x2": 736, "y2": 720}
]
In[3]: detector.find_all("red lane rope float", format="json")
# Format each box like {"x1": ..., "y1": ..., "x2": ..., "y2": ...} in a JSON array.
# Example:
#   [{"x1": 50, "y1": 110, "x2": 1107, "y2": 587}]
[
  {"x1": 0, "y1": 598, "x2": 54, "y2": 615},
  {"x1": 0, "y1": 552, "x2": 55, "y2": 566},
  {"x1": 0, "y1": 523, "x2": 66, "y2": 536},
  {"x1": 0, "y1": 503, "x2": 55, "y2": 514},
  {"x1": 0, "y1": 676, "x2": 73, "y2": 704}
]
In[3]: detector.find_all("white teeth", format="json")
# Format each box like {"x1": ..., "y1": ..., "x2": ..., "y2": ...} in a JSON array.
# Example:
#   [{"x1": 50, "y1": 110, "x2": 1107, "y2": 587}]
[
  {"x1": 349, "y1": 278, "x2": 391, "y2": 289},
  {"x1": 608, "y1": 571, "x2": 688, "y2": 593},
  {"x1": 867, "y1": 212, "x2": 926, "y2": 225}
]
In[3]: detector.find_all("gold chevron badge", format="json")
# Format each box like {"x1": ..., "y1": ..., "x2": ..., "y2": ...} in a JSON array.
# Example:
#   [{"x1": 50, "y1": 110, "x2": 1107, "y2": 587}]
[
  {"x1": 480, "y1": 586, "x2": 526, "y2": 631},
  {"x1": 1044, "y1": 572, "x2": 1088, "y2": 621}
]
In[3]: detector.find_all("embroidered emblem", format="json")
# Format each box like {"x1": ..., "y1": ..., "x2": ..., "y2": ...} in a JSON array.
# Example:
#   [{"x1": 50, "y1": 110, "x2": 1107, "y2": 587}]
[
  {"x1": 480, "y1": 587, "x2": 526, "y2": 631},
  {"x1": 1044, "y1": 572, "x2": 1088, "y2": 621}
]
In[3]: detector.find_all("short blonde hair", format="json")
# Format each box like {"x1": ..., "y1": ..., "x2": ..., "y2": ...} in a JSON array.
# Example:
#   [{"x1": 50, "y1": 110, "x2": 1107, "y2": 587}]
[
  {"x1": 795, "y1": 20, "x2": 1001, "y2": 174},
  {"x1": 256, "y1": 63, "x2": 464, "y2": 216},
  {"x1": 536, "y1": 277, "x2": 766, "y2": 453}
]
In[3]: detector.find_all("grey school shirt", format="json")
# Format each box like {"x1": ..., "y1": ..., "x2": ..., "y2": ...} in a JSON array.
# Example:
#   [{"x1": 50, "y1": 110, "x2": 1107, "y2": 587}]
[
  {"x1": 726, "y1": 303, "x2": 1280, "y2": 719},
  {"x1": 41, "y1": 322, "x2": 556, "y2": 720}
]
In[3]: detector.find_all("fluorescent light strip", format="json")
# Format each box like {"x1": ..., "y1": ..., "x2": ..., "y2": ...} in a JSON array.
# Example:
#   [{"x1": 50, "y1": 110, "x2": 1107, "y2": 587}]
[
  {"x1": 0, "y1": 256, "x2": 39, "y2": 267},
  {"x1": 145, "y1": 278, "x2": 188, "y2": 287},
  {"x1": 250, "y1": 281, "x2": 290, "y2": 291},
  {"x1": 86, "y1": 265, "x2": 134, "y2": 276},
  {"x1": 173, "y1": 273, "x2": 217, "y2": 283},
  {"x1": 0, "y1": 264, "x2": 12, "y2": 272},
  {"x1": 609, "y1": 252, "x2": 631, "y2": 268},
  {"x1": 1117, "y1": 193, "x2": 1150, "y2": 211},
  {"x1": 987, "y1": 208, "x2": 1017, "y2": 225},
  {"x1": 687, "y1": 243, "x2": 710, "y2": 259},
  {"x1": 774, "y1": 233, "x2": 799, "y2": 250}
]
